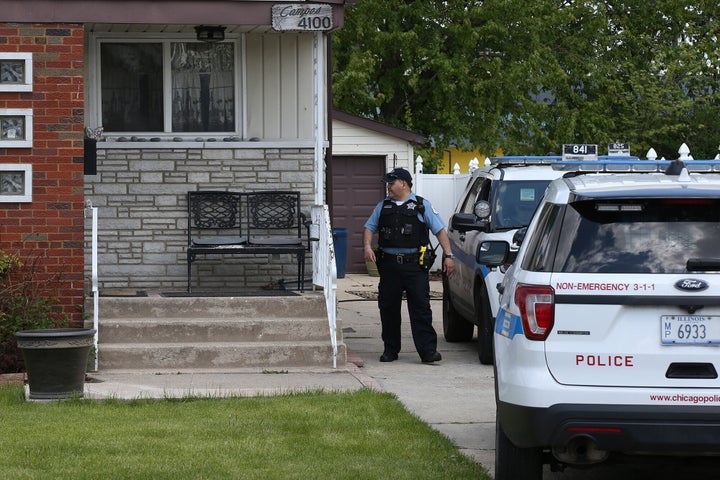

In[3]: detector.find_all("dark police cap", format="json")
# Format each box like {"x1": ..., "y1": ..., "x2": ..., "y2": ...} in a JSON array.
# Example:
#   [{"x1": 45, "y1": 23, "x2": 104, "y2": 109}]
[{"x1": 382, "y1": 168, "x2": 413, "y2": 184}]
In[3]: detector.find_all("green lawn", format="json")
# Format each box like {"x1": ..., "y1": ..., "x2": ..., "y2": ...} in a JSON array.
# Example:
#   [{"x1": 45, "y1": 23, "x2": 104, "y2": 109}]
[{"x1": 0, "y1": 385, "x2": 489, "y2": 479}]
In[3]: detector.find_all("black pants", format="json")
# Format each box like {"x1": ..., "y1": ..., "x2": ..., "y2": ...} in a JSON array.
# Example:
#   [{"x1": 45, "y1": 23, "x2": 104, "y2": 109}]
[{"x1": 377, "y1": 256, "x2": 437, "y2": 357}]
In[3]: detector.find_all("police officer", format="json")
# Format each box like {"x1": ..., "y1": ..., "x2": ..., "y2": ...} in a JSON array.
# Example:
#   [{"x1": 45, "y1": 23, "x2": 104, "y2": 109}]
[{"x1": 363, "y1": 167, "x2": 455, "y2": 363}]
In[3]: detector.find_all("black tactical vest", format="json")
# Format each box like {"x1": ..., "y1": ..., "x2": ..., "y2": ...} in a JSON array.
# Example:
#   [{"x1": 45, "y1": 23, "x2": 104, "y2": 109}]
[{"x1": 377, "y1": 196, "x2": 429, "y2": 249}]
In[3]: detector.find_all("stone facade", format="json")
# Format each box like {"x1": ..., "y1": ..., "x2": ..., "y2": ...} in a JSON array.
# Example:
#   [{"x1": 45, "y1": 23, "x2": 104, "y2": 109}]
[{"x1": 84, "y1": 145, "x2": 315, "y2": 292}]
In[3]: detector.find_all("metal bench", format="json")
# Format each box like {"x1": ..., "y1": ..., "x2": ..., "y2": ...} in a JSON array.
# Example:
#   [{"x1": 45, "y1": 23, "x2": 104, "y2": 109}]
[{"x1": 186, "y1": 190, "x2": 309, "y2": 292}]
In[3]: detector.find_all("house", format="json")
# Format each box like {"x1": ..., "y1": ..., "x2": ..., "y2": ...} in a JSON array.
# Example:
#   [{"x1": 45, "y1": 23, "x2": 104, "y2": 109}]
[{"x1": 0, "y1": 1, "x2": 356, "y2": 325}]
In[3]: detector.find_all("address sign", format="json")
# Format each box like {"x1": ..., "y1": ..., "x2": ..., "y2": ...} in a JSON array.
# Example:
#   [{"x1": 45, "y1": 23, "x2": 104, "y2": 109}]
[{"x1": 272, "y1": 4, "x2": 334, "y2": 32}]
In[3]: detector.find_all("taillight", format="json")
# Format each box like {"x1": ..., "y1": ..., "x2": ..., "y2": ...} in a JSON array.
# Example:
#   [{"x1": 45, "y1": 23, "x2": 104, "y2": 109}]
[{"x1": 515, "y1": 284, "x2": 555, "y2": 340}]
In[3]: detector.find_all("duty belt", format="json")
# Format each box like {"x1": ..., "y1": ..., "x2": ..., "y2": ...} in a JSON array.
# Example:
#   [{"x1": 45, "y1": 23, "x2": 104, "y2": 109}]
[{"x1": 380, "y1": 252, "x2": 420, "y2": 264}]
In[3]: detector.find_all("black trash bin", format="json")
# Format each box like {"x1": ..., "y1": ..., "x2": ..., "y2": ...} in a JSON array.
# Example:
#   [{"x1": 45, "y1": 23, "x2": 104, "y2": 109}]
[{"x1": 332, "y1": 227, "x2": 348, "y2": 279}]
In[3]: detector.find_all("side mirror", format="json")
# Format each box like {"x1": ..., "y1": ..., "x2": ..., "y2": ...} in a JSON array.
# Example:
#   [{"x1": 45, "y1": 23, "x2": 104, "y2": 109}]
[
  {"x1": 451, "y1": 212, "x2": 489, "y2": 232},
  {"x1": 476, "y1": 241, "x2": 510, "y2": 266}
]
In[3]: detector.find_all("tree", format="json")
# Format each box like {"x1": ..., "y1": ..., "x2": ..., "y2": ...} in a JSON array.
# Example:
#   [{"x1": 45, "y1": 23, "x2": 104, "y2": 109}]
[{"x1": 332, "y1": 1, "x2": 720, "y2": 161}]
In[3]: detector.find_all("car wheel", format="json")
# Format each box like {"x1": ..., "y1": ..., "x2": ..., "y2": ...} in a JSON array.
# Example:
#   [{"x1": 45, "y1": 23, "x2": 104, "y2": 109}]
[
  {"x1": 495, "y1": 413, "x2": 543, "y2": 480},
  {"x1": 442, "y1": 275, "x2": 474, "y2": 342},
  {"x1": 476, "y1": 284, "x2": 494, "y2": 365}
]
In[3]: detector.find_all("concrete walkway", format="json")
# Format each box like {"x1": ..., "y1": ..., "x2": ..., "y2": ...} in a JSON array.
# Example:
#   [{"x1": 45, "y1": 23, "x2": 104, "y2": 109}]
[{"x1": 79, "y1": 272, "x2": 495, "y2": 475}]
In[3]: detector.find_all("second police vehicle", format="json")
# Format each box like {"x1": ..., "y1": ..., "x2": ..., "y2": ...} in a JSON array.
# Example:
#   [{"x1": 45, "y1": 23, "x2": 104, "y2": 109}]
[{"x1": 444, "y1": 146, "x2": 632, "y2": 364}]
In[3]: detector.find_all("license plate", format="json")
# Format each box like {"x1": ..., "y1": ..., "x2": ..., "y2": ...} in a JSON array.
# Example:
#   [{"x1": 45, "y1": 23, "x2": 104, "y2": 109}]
[{"x1": 661, "y1": 315, "x2": 720, "y2": 345}]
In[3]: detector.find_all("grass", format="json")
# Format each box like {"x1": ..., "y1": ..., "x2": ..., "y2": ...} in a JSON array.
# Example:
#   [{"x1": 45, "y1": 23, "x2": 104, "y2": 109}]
[{"x1": 0, "y1": 385, "x2": 490, "y2": 479}]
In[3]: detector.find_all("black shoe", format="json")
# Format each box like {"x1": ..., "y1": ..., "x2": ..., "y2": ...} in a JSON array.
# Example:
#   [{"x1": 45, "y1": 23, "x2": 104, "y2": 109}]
[
  {"x1": 421, "y1": 351, "x2": 442, "y2": 363},
  {"x1": 380, "y1": 352, "x2": 398, "y2": 362}
]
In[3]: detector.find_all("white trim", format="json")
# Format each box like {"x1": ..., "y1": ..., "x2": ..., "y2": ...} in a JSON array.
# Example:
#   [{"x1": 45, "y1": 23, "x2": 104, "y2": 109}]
[
  {"x1": 0, "y1": 108, "x2": 33, "y2": 148},
  {"x1": 0, "y1": 52, "x2": 32, "y2": 92},
  {"x1": 241, "y1": 33, "x2": 248, "y2": 140},
  {"x1": 0, "y1": 163, "x2": 32, "y2": 202}
]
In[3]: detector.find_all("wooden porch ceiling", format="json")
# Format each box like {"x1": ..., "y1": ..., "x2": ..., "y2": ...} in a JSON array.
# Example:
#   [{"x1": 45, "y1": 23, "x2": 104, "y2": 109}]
[{"x1": 1, "y1": 1, "x2": 350, "y2": 29}]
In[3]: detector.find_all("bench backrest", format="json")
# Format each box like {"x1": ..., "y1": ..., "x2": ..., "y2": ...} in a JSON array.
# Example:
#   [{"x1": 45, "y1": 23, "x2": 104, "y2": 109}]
[
  {"x1": 245, "y1": 191, "x2": 303, "y2": 238},
  {"x1": 187, "y1": 191, "x2": 243, "y2": 243}
]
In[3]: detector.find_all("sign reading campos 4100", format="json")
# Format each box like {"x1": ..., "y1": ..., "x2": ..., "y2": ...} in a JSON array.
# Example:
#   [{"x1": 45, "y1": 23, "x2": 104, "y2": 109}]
[{"x1": 272, "y1": 4, "x2": 334, "y2": 31}]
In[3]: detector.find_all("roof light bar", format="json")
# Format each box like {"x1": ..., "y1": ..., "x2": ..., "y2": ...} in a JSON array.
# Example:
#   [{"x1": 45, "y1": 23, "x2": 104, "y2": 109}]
[
  {"x1": 553, "y1": 159, "x2": 720, "y2": 173},
  {"x1": 492, "y1": 155, "x2": 639, "y2": 167}
]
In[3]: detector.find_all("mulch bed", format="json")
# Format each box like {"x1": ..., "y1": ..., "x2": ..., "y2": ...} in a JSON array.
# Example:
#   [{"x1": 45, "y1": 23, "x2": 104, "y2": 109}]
[{"x1": 0, "y1": 373, "x2": 25, "y2": 385}]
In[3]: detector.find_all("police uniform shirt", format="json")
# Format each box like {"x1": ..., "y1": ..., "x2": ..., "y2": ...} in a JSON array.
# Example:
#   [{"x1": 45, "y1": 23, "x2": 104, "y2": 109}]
[{"x1": 364, "y1": 193, "x2": 446, "y2": 255}]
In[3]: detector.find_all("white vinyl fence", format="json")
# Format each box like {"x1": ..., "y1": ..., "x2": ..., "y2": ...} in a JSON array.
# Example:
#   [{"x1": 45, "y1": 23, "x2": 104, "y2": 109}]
[{"x1": 414, "y1": 156, "x2": 480, "y2": 271}]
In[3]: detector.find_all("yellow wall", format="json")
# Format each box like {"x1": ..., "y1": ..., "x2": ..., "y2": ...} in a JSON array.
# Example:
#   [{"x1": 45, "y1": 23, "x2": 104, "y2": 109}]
[{"x1": 436, "y1": 146, "x2": 504, "y2": 173}]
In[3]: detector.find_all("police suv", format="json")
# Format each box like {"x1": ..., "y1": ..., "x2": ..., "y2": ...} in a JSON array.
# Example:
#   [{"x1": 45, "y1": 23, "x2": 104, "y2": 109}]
[
  {"x1": 482, "y1": 158, "x2": 720, "y2": 479},
  {"x1": 445, "y1": 156, "x2": 589, "y2": 364}
]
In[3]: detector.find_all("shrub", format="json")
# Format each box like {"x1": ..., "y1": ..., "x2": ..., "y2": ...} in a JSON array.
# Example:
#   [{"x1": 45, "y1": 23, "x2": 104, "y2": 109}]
[{"x1": 0, "y1": 251, "x2": 70, "y2": 373}]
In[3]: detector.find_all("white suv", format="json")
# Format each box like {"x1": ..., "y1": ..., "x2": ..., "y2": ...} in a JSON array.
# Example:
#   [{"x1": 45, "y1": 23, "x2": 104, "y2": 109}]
[
  {"x1": 445, "y1": 157, "x2": 581, "y2": 364},
  {"x1": 484, "y1": 159, "x2": 720, "y2": 479}
]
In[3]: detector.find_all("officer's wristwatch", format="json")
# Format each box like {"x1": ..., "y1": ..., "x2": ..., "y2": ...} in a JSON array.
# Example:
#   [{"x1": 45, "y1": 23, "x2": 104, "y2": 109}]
[{"x1": 443, "y1": 253, "x2": 455, "y2": 259}]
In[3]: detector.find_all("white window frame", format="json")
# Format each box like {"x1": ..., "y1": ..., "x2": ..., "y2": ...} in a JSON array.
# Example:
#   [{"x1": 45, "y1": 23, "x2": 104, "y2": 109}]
[
  {"x1": 87, "y1": 33, "x2": 244, "y2": 139},
  {"x1": 0, "y1": 52, "x2": 33, "y2": 92},
  {"x1": 0, "y1": 163, "x2": 32, "y2": 202},
  {"x1": 0, "y1": 108, "x2": 33, "y2": 148}
]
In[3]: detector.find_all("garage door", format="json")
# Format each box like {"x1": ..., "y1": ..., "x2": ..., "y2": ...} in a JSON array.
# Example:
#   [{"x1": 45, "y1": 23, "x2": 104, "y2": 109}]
[{"x1": 330, "y1": 155, "x2": 386, "y2": 273}]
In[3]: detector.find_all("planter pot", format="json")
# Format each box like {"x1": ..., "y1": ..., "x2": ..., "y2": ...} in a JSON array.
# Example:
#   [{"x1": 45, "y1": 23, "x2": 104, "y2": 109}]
[
  {"x1": 15, "y1": 328, "x2": 96, "y2": 400},
  {"x1": 365, "y1": 260, "x2": 379, "y2": 277}
]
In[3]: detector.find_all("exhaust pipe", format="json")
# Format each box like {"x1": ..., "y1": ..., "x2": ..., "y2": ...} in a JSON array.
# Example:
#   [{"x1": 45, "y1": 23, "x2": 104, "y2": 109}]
[{"x1": 552, "y1": 435, "x2": 609, "y2": 465}]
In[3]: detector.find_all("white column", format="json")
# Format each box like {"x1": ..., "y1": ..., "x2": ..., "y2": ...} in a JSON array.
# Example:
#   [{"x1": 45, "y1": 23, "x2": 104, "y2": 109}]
[{"x1": 313, "y1": 32, "x2": 326, "y2": 205}]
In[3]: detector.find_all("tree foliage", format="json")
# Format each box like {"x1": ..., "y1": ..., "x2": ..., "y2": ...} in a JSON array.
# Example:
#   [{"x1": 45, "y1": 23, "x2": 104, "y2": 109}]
[{"x1": 332, "y1": 1, "x2": 720, "y2": 161}]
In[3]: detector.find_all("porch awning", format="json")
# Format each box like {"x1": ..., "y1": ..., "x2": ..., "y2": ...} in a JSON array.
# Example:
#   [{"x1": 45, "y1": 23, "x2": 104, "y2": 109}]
[{"x1": 1, "y1": 1, "x2": 352, "y2": 28}]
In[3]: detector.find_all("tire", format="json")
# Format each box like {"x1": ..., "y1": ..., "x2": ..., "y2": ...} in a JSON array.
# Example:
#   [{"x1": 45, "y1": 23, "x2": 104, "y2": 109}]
[
  {"x1": 495, "y1": 414, "x2": 543, "y2": 480},
  {"x1": 442, "y1": 275, "x2": 474, "y2": 342},
  {"x1": 476, "y1": 284, "x2": 494, "y2": 365}
]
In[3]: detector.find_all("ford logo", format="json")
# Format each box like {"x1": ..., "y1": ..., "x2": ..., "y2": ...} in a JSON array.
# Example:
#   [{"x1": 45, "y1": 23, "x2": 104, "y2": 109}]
[{"x1": 675, "y1": 279, "x2": 709, "y2": 292}]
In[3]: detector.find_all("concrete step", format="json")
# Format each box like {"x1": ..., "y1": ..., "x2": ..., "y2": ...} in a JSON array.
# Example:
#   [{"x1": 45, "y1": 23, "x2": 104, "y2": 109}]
[
  {"x1": 96, "y1": 293, "x2": 327, "y2": 319},
  {"x1": 90, "y1": 291, "x2": 345, "y2": 371},
  {"x1": 98, "y1": 317, "x2": 332, "y2": 343},
  {"x1": 98, "y1": 342, "x2": 346, "y2": 370}
]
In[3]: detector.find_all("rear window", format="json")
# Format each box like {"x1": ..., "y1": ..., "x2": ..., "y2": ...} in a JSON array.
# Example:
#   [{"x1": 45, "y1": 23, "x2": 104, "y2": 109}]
[
  {"x1": 554, "y1": 198, "x2": 720, "y2": 274},
  {"x1": 493, "y1": 180, "x2": 550, "y2": 228}
]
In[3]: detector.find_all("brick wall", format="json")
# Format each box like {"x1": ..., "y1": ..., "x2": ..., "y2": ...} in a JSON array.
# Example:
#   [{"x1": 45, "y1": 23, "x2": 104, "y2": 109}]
[
  {"x1": 0, "y1": 24, "x2": 85, "y2": 324},
  {"x1": 84, "y1": 146, "x2": 315, "y2": 292}
]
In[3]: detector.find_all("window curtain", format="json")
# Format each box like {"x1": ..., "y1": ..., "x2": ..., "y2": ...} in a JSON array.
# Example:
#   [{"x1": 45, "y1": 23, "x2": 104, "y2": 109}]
[{"x1": 171, "y1": 43, "x2": 234, "y2": 132}]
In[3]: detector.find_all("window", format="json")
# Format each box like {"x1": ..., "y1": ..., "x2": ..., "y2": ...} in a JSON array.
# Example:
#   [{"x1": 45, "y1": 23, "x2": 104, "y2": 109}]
[
  {"x1": 0, "y1": 109, "x2": 33, "y2": 148},
  {"x1": 522, "y1": 203, "x2": 563, "y2": 273},
  {"x1": 99, "y1": 41, "x2": 236, "y2": 133},
  {"x1": 493, "y1": 180, "x2": 551, "y2": 228},
  {"x1": 555, "y1": 199, "x2": 720, "y2": 274},
  {"x1": 0, "y1": 164, "x2": 32, "y2": 202},
  {"x1": 0, "y1": 53, "x2": 32, "y2": 92},
  {"x1": 460, "y1": 177, "x2": 490, "y2": 214}
]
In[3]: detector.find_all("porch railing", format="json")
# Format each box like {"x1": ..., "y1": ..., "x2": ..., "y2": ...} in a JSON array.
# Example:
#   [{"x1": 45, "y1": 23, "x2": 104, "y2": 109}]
[{"x1": 311, "y1": 204, "x2": 338, "y2": 368}]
